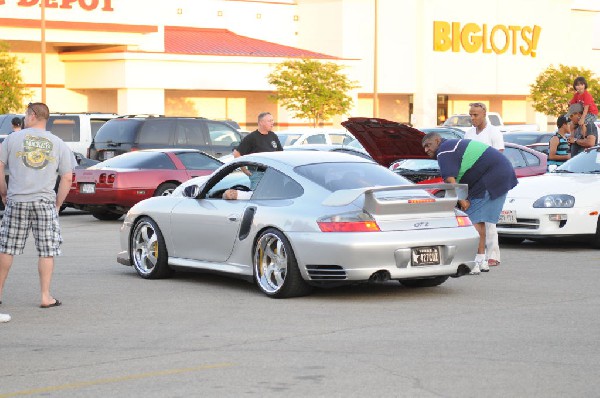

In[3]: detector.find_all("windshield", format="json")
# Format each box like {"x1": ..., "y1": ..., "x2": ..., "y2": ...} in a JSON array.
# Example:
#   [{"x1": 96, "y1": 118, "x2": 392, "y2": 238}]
[
  {"x1": 504, "y1": 134, "x2": 550, "y2": 146},
  {"x1": 295, "y1": 162, "x2": 411, "y2": 191},
  {"x1": 345, "y1": 139, "x2": 364, "y2": 149},
  {"x1": 91, "y1": 151, "x2": 176, "y2": 170},
  {"x1": 554, "y1": 149, "x2": 600, "y2": 173},
  {"x1": 443, "y1": 115, "x2": 472, "y2": 128},
  {"x1": 394, "y1": 159, "x2": 440, "y2": 171}
]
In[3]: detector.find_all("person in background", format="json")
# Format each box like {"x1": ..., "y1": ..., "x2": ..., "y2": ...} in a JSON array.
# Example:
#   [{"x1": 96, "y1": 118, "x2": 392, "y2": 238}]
[
  {"x1": 422, "y1": 132, "x2": 518, "y2": 275},
  {"x1": 0, "y1": 102, "x2": 76, "y2": 310},
  {"x1": 233, "y1": 112, "x2": 282, "y2": 189},
  {"x1": 548, "y1": 115, "x2": 571, "y2": 168},
  {"x1": 566, "y1": 103, "x2": 598, "y2": 157},
  {"x1": 569, "y1": 76, "x2": 598, "y2": 127},
  {"x1": 464, "y1": 102, "x2": 504, "y2": 267},
  {"x1": 10, "y1": 117, "x2": 22, "y2": 133}
]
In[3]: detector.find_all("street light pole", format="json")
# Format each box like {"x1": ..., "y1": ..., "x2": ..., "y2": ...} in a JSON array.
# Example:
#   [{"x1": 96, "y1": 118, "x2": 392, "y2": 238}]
[{"x1": 41, "y1": 0, "x2": 47, "y2": 103}]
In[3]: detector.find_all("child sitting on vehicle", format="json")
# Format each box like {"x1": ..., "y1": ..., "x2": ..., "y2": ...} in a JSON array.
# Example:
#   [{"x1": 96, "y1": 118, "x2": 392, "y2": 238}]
[{"x1": 569, "y1": 76, "x2": 598, "y2": 128}]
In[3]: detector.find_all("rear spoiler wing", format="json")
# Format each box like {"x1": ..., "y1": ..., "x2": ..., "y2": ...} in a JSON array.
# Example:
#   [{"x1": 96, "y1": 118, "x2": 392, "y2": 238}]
[{"x1": 322, "y1": 183, "x2": 468, "y2": 207}]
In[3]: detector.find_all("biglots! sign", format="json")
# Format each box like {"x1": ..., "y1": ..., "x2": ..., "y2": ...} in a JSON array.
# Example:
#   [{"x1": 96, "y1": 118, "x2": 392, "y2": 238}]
[{"x1": 433, "y1": 21, "x2": 541, "y2": 58}]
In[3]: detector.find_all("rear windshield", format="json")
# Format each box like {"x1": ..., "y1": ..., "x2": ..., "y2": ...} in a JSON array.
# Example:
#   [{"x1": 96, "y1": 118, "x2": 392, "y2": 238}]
[
  {"x1": 94, "y1": 119, "x2": 141, "y2": 143},
  {"x1": 488, "y1": 114, "x2": 501, "y2": 126},
  {"x1": 92, "y1": 151, "x2": 176, "y2": 170},
  {"x1": 276, "y1": 133, "x2": 301, "y2": 146},
  {"x1": 295, "y1": 162, "x2": 411, "y2": 191}
]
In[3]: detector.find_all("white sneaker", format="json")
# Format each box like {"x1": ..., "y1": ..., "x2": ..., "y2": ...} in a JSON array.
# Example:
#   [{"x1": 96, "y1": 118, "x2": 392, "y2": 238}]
[
  {"x1": 469, "y1": 264, "x2": 481, "y2": 275},
  {"x1": 480, "y1": 260, "x2": 490, "y2": 273},
  {"x1": 0, "y1": 313, "x2": 11, "y2": 323}
]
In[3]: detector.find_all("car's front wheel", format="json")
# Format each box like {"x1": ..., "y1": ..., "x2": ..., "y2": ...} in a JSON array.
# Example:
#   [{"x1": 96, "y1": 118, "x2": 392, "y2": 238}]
[
  {"x1": 399, "y1": 276, "x2": 449, "y2": 288},
  {"x1": 253, "y1": 228, "x2": 312, "y2": 298},
  {"x1": 130, "y1": 217, "x2": 173, "y2": 279}
]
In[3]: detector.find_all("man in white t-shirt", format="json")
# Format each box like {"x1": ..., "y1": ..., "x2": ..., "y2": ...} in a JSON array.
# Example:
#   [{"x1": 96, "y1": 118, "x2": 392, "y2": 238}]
[{"x1": 464, "y1": 102, "x2": 504, "y2": 267}]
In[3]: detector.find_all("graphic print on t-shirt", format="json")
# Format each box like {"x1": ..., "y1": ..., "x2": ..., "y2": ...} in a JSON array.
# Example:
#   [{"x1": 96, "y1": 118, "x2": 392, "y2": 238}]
[{"x1": 15, "y1": 134, "x2": 56, "y2": 169}]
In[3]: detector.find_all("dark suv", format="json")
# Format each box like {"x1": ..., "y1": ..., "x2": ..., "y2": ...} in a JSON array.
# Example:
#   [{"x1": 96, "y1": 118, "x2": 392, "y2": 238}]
[{"x1": 88, "y1": 116, "x2": 243, "y2": 161}]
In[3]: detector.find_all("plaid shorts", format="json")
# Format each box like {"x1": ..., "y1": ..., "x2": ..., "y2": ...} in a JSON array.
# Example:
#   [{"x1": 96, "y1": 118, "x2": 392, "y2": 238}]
[{"x1": 0, "y1": 200, "x2": 63, "y2": 257}]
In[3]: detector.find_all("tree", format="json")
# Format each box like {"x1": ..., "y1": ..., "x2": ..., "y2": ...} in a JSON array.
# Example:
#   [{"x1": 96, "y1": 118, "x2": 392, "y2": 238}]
[
  {"x1": 529, "y1": 64, "x2": 600, "y2": 118},
  {"x1": 267, "y1": 59, "x2": 358, "y2": 127},
  {"x1": 0, "y1": 42, "x2": 29, "y2": 114}
]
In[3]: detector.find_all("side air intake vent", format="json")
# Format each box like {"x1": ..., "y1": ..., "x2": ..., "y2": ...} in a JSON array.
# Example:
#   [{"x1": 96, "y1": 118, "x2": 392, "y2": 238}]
[{"x1": 305, "y1": 265, "x2": 347, "y2": 280}]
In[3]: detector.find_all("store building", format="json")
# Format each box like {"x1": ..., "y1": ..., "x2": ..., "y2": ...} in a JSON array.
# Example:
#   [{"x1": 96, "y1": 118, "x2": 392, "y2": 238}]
[{"x1": 1, "y1": 0, "x2": 599, "y2": 130}]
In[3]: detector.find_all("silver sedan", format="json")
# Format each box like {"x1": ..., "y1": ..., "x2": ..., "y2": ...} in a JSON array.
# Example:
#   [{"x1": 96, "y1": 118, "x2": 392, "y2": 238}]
[{"x1": 118, "y1": 151, "x2": 478, "y2": 298}]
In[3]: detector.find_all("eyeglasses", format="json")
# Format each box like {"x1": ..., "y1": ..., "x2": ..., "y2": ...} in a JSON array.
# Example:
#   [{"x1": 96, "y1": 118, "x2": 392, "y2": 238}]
[
  {"x1": 469, "y1": 102, "x2": 487, "y2": 111},
  {"x1": 27, "y1": 102, "x2": 38, "y2": 118}
]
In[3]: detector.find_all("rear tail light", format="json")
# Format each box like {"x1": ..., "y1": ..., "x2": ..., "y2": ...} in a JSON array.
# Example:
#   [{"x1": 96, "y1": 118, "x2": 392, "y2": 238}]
[
  {"x1": 456, "y1": 215, "x2": 472, "y2": 227},
  {"x1": 317, "y1": 211, "x2": 380, "y2": 232},
  {"x1": 130, "y1": 147, "x2": 139, "y2": 152},
  {"x1": 98, "y1": 173, "x2": 116, "y2": 185}
]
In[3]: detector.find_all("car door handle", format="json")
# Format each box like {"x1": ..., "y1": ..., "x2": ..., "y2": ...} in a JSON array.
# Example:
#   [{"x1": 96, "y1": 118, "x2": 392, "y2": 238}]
[{"x1": 228, "y1": 214, "x2": 240, "y2": 222}]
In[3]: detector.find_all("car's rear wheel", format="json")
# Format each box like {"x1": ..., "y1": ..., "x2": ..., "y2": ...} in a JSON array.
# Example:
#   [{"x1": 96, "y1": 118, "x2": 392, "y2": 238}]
[
  {"x1": 253, "y1": 228, "x2": 312, "y2": 298},
  {"x1": 91, "y1": 210, "x2": 123, "y2": 221},
  {"x1": 154, "y1": 182, "x2": 179, "y2": 197},
  {"x1": 399, "y1": 276, "x2": 449, "y2": 288},
  {"x1": 130, "y1": 216, "x2": 173, "y2": 279}
]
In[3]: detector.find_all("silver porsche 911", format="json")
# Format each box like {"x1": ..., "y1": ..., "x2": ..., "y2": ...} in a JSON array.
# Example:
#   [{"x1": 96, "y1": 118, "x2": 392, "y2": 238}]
[{"x1": 117, "y1": 151, "x2": 478, "y2": 298}]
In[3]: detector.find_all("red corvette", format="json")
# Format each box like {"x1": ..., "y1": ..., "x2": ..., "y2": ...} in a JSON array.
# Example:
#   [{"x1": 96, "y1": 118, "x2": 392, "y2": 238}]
[{"x1": 66, "y1": 149, "x2": 222, "y2": 220}]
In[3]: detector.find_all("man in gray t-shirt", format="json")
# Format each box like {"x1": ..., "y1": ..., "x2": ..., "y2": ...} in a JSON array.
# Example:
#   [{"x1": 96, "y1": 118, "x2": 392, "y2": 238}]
[{"x1": 0, "y1": 102, "x2": 75, "y2": 310}]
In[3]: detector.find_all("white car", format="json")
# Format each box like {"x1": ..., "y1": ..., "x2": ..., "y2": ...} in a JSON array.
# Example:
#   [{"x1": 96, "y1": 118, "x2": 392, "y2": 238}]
[
  {"x1": 497, "y1": 146, "x2": 600, "y2": 247},
  {"x1": 276, "y1": 129, "x2": 354, "y2": 146}
]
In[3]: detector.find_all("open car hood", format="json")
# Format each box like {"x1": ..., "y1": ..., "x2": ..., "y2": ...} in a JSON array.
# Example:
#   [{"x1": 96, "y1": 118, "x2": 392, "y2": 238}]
[{"x1": 341, "y1": 117, "x2": 428, "y2": 167}]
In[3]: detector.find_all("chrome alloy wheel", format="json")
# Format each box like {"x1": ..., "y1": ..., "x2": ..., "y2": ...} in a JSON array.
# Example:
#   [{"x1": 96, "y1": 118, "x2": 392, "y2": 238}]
[
  {"x1": 255, "y1": 232, "x2": 289, "y2": 294},
  {"x1": 160, "y1": 188, "x2": 175, "y2": 196},
  {"x1": 132, "y1": 220, "x2": 159, "y2": 276}
]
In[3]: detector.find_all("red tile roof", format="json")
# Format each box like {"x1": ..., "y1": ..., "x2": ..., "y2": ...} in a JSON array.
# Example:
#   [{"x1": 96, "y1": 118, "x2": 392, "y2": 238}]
[{"x1": 164, "y1": 26, "x2": 338, "y2": 59}]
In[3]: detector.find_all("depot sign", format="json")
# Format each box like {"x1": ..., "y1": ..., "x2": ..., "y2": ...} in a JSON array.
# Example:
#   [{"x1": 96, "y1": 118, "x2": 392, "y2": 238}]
[
  {"x1": 433, "y1": 21, "x2": 541, "y2": 58},
  {"x1": 0, "y1": 0, "x2": 114, "y2": 11}
]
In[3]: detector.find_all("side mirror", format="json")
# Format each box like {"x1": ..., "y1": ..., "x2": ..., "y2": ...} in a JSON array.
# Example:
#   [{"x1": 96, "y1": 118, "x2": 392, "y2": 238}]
[{"x1": 183, "y1": 185, "x2": 201, "y2": 198}]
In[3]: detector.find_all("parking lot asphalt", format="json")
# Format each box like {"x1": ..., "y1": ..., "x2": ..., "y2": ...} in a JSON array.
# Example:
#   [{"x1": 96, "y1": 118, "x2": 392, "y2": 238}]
[{"x1": 0, "y1": 210, "x2": 599, "y2": 397}]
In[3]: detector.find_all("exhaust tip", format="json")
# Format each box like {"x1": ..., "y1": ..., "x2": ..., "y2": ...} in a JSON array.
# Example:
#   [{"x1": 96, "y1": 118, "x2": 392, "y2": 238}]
[{"x1": 369, "y1": 270, "x2": 391, "y2": 283}]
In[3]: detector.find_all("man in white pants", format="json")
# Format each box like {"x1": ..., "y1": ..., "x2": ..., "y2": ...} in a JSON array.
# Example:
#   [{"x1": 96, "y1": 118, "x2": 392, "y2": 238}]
[{"x1": 464, "y1": 102, "x2": 504, "y2": 267}]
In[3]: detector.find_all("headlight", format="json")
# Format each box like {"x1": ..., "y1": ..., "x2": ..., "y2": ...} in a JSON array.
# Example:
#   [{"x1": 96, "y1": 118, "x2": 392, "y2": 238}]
[{"x1": 533, "y1": 195, "x2": 575, "y2": 208}]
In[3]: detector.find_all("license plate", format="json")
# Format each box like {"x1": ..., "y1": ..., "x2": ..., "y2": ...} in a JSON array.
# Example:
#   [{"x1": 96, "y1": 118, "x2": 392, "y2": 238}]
[
  {"x1": 411, "y1": 247, "x2": 440, "y2": 266},
  {"x1": 499, "y1": 210, "x2": 517, "y2": 224},
  {"x1": 103, "y1": 151, "x2": 115, "y2": 160},
  {"x1": 80, "y1": 183, "x2": 95, "y2": 194}
]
